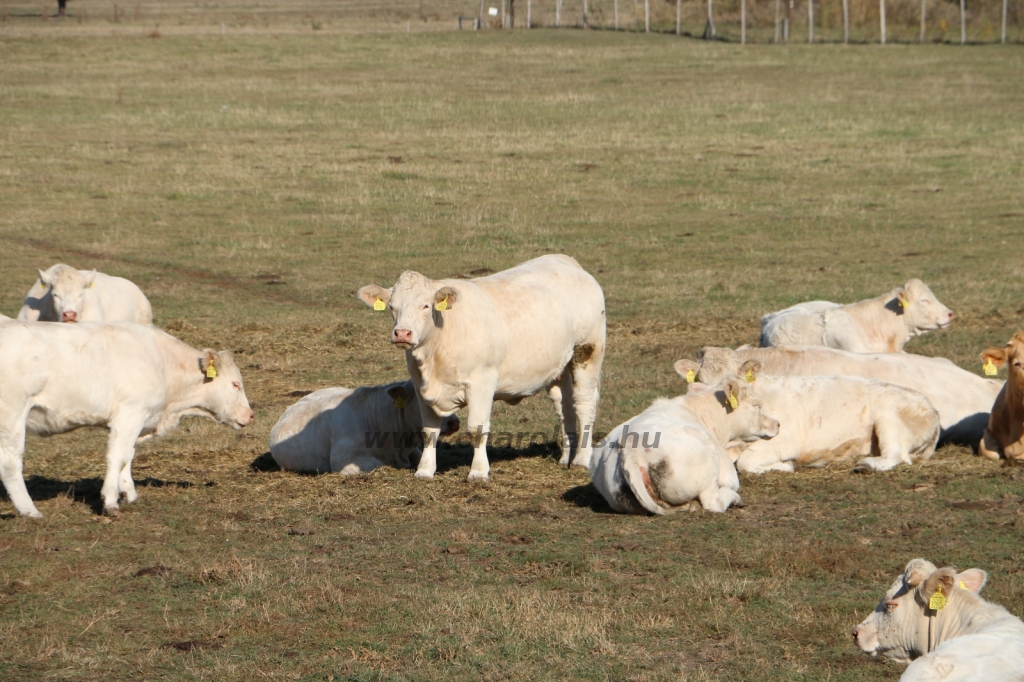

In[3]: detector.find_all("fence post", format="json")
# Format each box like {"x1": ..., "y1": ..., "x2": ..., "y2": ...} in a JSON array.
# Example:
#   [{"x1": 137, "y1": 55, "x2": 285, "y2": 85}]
[
  {"x1": 645, "y1": 0, "x2": 650, "y2": 32},
  {"x1": 704, "y1": 0, "x2": 716, "y2": 38},
  {"x1": 479, "y1": 0, "x2": 485, "y2": 27},
  {"x1": 1002, "y1": 0, "x2": 1007, "y2": 43},
  {"x1": 614, "y1": 0, "x2": 619, "y2": 29},
  {"x1": 808, "y1": 0, "x2": 814, "y2": 42},
  {"x1": 583, "y1": 0, "x2": 588, "y2": 27},
  {"x1": 880, "y1": 0, "x2": 886, "y2": 43},
  {"x1": 920, "y1": 0, "x2": 926, "y2": 41},
  {"x1": 959, "y1": 0, "x2": 966, "y2": 43},
  {"x1": 676, "y1": 0, "x2": 681, "y2": 34},
  {"x1": 843, "y1": 0, "x2": 849, "y2": 42},
  {"x1": 556, "y1": 0, "x2": 561, "y2": 27},
  {"x1": 741, "y1": 0, "x2": 747, "y2": 43},
  {"x1": 527, "y1": 0, "x2": 531, "y2": 27},
  {"x1": 774, "y1": 0, "x2": 781, "y2": 42}
]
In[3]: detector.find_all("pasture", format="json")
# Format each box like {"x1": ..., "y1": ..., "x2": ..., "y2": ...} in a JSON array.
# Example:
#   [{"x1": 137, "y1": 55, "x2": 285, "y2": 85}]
[{"x1": 2, "y1": 10, "x2": 1024, "y2": 680}]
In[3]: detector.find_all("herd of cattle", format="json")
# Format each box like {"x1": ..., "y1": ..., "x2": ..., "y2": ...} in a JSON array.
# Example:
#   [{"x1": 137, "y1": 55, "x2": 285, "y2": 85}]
[{"x1": 3, "y1": 256, "x2": 1023, "y2": 678}]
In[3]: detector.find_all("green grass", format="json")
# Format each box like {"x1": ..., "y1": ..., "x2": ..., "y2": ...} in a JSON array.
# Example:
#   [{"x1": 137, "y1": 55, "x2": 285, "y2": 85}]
[{"x1": 1, "y1": 15, "x2": 1024, "y2": 681}]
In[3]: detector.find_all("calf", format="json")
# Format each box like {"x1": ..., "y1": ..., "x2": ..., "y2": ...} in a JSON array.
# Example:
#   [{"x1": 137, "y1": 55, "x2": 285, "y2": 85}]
[
  {"x1": 0, "y1": 321, "x2": 254, "y2": 518},
  {"x1": 358, "y1": 254, "x2": 606, "y2": 481},
  {"x1": 760, "y1": 279, "x2": 954, "y2": 353},
  {"x1": 17, "y1": 264, "x2": 153, "y2": 324},
  {"x1": 674, "y1": 360, "x2": 939, "y2": 473},
  {"x1": 853, "y1": 559, "x2": 1024, "y2": 681},
  {"x1": 678, "y1": 345, "x2": 1002, "y2": 447},
  {"x1": 979, "y1": 332, "x2": 1024, "y2": 461},
  {"x1": 589, "y1": 376, "x2": 778, "y2": 514},
  {"x1": 270, "y1": 382, "x2": 460, "y2": 475}
]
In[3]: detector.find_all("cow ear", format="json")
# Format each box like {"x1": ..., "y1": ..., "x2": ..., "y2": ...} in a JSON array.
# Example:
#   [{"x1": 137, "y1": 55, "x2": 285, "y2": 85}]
[
  {"x1": 358, "y1": 285, "x2": 391, "y2": 310},
  {"x1": 896, "y1": 287, "x2": 910, "y2": 309},
  {"x1": 739, "y1": 360, "x2": 761, "y2": 383},
  {"x1": 434, "y1": 286, "x2": 458, "y2": 311},
  {"x1": 686, "y1": 382, "x2": 710, "y2": 395},
  {"x1": 675, "y1": 359, "x2": 700, "y2": 383},
  {"x1": 85, "y1": 269, "x2": 97, "y2": 287},
  {"x1": 982, "y1": 347, "x2": 1008, "y2": 368},
  {"x1": 955, "y1": 568, "x2": 987, "y2": 594},
  {"x1": 199, "y1": 350, "x2": 219, "y2": 380},
  {"x1": 904, "y1": 558, "x2": 933, "y2": 588},
  {"x1": 38, "y1": 269, "x2": 50, "y2": 287},
  {"x1": 922, "y1": 567, "x2": 956, "y2": 607},
  {"x1": 718, "y1": 377, "x2": 743, "y2": 409}
]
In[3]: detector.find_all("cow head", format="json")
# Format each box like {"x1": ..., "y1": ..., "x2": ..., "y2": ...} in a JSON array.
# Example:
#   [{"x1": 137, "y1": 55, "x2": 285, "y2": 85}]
[
  {"x1": 688, "y1": 375, "x2": 779, "y2": 443},
  {"x1": 896, "y1": 279, "x2": 954, "y2": 335},
  {"x1": 384, "y1": 381, "x2": 461, "y2": 440},
  {"x1": 852, "y1": 558, "x2": 987, "y2": 663},
  {"x1": 358, "y1": 272, "x2": 458, "y2": 351},
  {"x1": 198, "y1": 350, "x2": 255, "y2": 429},
  {"x1": 39, "y1": 265, "x2": 96, "y2": 323},
  {"x1": 980, "y1": 331, "x2": 1024, "y2": 383},
  {"x1": 673, "y1": 347, "x2": 740, "y2": 386}
]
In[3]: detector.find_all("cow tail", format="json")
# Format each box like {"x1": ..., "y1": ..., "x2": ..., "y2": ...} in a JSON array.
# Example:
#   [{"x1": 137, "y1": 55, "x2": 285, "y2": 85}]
[{"x1": 620, "y1": 447, "x2": 667, "y2": 516}]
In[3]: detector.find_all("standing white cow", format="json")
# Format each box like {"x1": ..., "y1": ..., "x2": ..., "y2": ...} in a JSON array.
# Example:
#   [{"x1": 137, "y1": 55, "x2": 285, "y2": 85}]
[
  {"x1": 589, "y1": 376, "x2": 779, "y2": 514},
  {"x1": 674, "y1": 360, "x2": 939, "y2": 473},
  {"x1": 0, "y1": 320, "x2": 254, "y2": 518},
  {"x1": 679, "y1": 346, "x2": 1002, "y2": 447},
  {"x1": 760, "y1": 279, "x2": 954, "y2": 353},
  {"x1": 358, "y1": 254, "x2": 606, "y2": 481},
  {"x1": 17, "y1": 264, "x2": 153, "y2": 324},
  {"x1": 853, "y1": 559, "x2": 1024, "y2": 681},
  {"x1": 270, "y1": 382, "x2": 460, "y2": 475}
]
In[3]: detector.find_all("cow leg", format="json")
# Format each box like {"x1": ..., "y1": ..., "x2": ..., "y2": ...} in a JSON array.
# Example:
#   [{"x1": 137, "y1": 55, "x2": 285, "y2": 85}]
[
  {"x1": 569, "y1": 342, "x2": 604, "y2": 469},
  {"x1": 465, "y1": 378, "x2": 496, "y2": 482},
  {"x1": 698, "y1": 486, "x2": 743, "y2": 513},
  {"x1": 735, "y1": 442, "x2": 795, "y2": 474},
  {"x1": 414, "y1": 410, "x2": 444, "y2": 480},
  {"x1": 854, "y1": 421, "x2": 913, "y2": 472},
  {"x1": 547, "y1": 369, "x2": 576, "y2": 467},
  {"x1": 979, "y1": 429, "x2": 1003, "y2": 460},
  {"x1": 338, "y1": 453, "x2": 386, "y2": 476},
  {"x1": 0, "y1": 415, "x2": 41, "y2": 518},
  {"x1": 101, "y1": 417, "x2": 143, "y2": 515}
]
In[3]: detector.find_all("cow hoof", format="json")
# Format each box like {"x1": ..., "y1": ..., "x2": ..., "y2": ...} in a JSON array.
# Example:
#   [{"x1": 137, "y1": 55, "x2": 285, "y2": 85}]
[
  {"x1": 557, "y1": 457, "x2": 571, "y2": 468},
  {"x1": 467, "y1": 471, "x2": 489, "y2": 482},
  {"x1": 22, "y1": 509, "x2": 44, "y2": 519},
  {"x1": 570, "y1": 458, "x2": 590, "y2": 470},
  {"x1": 103, "y1": 506, "x2": 122, "y2": 517},
  {"x1": 851, "y1": 464, "x2": 873, "y2": 474},
  {"x1": 414, "y1": 470, "x2": 434, "y2": 480},
  {"x1": 732, "y1": 496, "x2": 746, "y2": 509}
]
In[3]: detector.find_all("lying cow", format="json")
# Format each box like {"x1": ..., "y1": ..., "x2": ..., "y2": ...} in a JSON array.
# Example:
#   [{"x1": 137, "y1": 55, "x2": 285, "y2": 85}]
[
  {"x1": 979, "y1": 332, "x2": 1024, "y2": 461},
  {"x1": 359, "y1": 254, "x2": 606, "y2": 481},
  {"x1": 853, "y1": 558, "x2": 1024, "y2": 681},
  {"x1": 17, "y1": 264, "x2": 153, "y2": 324},
  {"x1": 679, "y1": 346, "x2": 1002, "y2": 447},
  {"x1": 270, "y1": 382, "x2": 460, "y2": 475},
  {"x1": 674, "y1": 360, "x2": 940, "y2": 473},
  {"x1": 760, "y1": 279, "x2": 954, "y2": 353},
  {"x1": 0, "y1": 320, "x2": 254, "y2": 518},
  {"x1": 589, "y1": 376, "x2": 778, "y2": 514}
]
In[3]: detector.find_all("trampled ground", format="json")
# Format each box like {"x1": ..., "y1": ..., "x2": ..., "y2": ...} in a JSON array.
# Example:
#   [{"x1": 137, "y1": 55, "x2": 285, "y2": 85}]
[{"x1": 1, "y1": 14, "x2": 1023, "y2": 681}]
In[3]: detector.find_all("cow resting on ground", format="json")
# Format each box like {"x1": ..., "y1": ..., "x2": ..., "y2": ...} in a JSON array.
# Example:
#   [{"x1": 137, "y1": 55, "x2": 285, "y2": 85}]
[
  {"x1": 853, "y1": 558, "x2": 1024, "y2": 681},
  {"x1": 17, "y1": 264, "x2": 153, "y2": 324},
  {"x1": 673, "y1": 359, "x2": 940, "y2": 473},
  {"x1": 760, "y1": 279, "x2": 954, "y2": 353},
  {"x1": 979, "y1": 332, "x2": 1024, "y2": 461},
  {"x1": 589, "y1": 376, "x2": 778, "y2": 514},
  {"x1": 682, "y1": 346, "x2": 1002, "y2": 447},
  {"x1": 358, "y1": 254, "x2": 606, "y2": 481},
  {"x1": 270, "y1": 382, "x2": 460, "y2": 475},
  {"x1": 0, "y1": 320, "x2": 254, "y2": 518}
]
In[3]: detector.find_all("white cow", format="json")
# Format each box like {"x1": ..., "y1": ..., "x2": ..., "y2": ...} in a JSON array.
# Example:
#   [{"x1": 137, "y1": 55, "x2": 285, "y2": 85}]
[
  {"x1": 679, "y1": 346, "x2": 1002, "y2": 447},
  {"x1": 589, "y1": 376, "x2": 779, "y2": 514},
  {"x1": 760, "y1": 279, "x2": 954, "y2": 353},
  {"x1": 358, "y1": 254, "x2": 606, "y2": 481},
  {"x1": 0, "y1": 320, "x2": 254, "y2": 518},
  {"x1": 853, "y1": 559, "x2": 1024, "y2": 681},
  {"x1": 270, "y1": 382, "x2": 460, "y2": 475},
  {"x1": 673, "y1": 360, "x2": 940, "y2": 473},
  {"x1": 17, "y1": 264, "x2": 153, "y2": 324}
]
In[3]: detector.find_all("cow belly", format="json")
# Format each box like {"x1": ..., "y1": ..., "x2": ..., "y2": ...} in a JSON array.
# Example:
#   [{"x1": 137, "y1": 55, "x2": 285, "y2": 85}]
[
  {"x1": 25, "y1": 405, "x2": 104, "y2": 436},
  {"x1": 795, "y1": 437, "x2": 872, "y2": 467}
]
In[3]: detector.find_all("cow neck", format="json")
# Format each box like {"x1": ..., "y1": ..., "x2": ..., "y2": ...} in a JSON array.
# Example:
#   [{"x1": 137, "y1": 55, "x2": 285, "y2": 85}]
[
  {"x1": 161, "y1": 341, "x2": 214, "y2": 420},
  {"x1": 919, "y1": 590, "x2": 983, "y2": 655},
  {"x1": 683, "y1": 392, "x2": 730, "y2": 445},
  {"x1": 358, "y1": 384, "x2": 414, "y2": 444}
]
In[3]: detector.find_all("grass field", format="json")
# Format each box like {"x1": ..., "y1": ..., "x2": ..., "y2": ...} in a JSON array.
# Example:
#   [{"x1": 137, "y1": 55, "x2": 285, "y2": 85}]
[{"x1": 2, "y1": 12, "x2": 1024, "y2": 681}]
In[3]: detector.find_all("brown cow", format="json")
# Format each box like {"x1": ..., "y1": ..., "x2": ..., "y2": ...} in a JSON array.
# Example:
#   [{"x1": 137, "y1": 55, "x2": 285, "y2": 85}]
[{"x1": 979, "y1": 332, "x2": 1024, "y2": 461}]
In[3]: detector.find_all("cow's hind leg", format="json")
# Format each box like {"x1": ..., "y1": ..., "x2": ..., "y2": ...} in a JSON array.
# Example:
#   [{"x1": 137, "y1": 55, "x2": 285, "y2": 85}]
[
  {"x1": 698, "y1": 486, "x2": 743, "y2": 513},
  {"x1": 101, "y1": 416, "x2": 144, "y2": 515},
  {"x1": 0, "y1": 413, "x2": 41, "y2": 518},
  {"x1": 854, "y1": 418, "x2": 915, "y2": 472},
  {"x1": 979, "y1": 429, "x2": 1003, "y2": 460},
  {"x1": 569, "y1": 340, "x2": 604, "y2": 470},
  {"x1": 547, "y1": 368, "x2": 576, "y2": 467}
]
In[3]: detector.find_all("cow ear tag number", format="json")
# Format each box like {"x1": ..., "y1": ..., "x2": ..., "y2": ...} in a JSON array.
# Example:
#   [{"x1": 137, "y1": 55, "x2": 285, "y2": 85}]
[
  {"x1": 373, "y1": 298, "x2": 386, "y2": 312},
  {"x1": 394, "y1": 396, "x2": 406, "y2": 409},
  {"x1": 435, "y1": 297, "x2": 448, "y2": 312},
  {"x1": 929, "y1": 588, "x2": 946, "y2": 611},
  {"x1": 206, "y1": 364, "x2": 217, "y2": 379},
  {"x1": 727, "y1": 392, "x2": 739, "y2": 409},
  {"x1": 685, "y1": 370, "x2": 696, "y2": 383},
  {"x1": 983, "y1": 359, "x2": 998, "y2": 376},
  {"x1": 745, "y1": 369, "x2": 756, "y2": 383}
]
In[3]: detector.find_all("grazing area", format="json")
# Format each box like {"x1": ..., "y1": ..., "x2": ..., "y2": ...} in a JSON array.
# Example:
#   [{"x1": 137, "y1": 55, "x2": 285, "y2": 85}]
[{"x1": 1, "y1": 12, "x2": 1024, "y2": 681}]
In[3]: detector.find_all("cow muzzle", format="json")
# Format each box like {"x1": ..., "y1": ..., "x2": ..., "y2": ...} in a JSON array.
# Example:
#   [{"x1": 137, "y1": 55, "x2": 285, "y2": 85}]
[
  {"x1": 62, "y1": 311, "x2": 78, "y2": 323},
  {"x1": 392, "y1": 329, "x2": 415, "y2": 348}
]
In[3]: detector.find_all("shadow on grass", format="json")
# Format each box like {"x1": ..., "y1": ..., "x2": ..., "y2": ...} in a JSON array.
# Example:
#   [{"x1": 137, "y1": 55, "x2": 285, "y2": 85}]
[
  {"x1": 562, "y1": 482, "x2": 617, "y2": 514},
  {"x1": 2, "y1": 475, "x2": 194, "y2": 516},
  {"x1": 249, "y1": 440, "x2": 563, "y2": 476}
]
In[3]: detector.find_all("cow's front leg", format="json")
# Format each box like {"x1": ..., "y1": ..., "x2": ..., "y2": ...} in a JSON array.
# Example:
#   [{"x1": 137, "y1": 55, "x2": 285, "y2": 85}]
[
  {"x1": 102, "y1": 417, "x2": 143, "y2": 516},
  {"x1": 0, "y1": 410, "x2": 40, "y2": 518},
  {"x1": 414, "y1": 408, "x2": 444, "y2": 480},
  {"x1": 465, "y1": 379, "x2": 496, "y2": 482}
]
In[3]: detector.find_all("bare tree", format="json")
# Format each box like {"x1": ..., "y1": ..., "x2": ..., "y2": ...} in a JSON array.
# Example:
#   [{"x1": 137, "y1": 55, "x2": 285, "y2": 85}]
[
  {"x1": 676, "y1": 0, "x2": 681, "y2": 34},
  {"x1": 645, "y1": 0, "x2": 650, "y2": 32},
  {"x1": 1003, "y1": 0, "x2": 1008, "y2": 43},
  {"x1": 557, "y1": 0, "x2": 562, "y2": 27},
  {"x1": 920, "y1": 0, "x2": 926, "y2": 42},
  {"x1": 960, "y1": 0, "x2": 966, "y2": 44},
  {"x1": 880, "y1": 0, "x2": 887, "y2": 43},
  {"x1": 742, "y1": 0, "x2": 747, "y2": 43},
  {"x1": 614, "y1": 0, "x2": 619, "y2": 29},
  {"x1": 583, "y1": 0, "x2": 588, "y2": 27},
  {"x1": 704, "y1": 0, "x2": 716, "y2": 39},
  {"x1": 843, "y1": 0, "x2": 850, "y2": 42},
  {"x1": 775, "y1": 0, "x2": 781, "y2": 42},
  {"x1": 808, "y1": 0, "x2": 814, "y2": 42}
]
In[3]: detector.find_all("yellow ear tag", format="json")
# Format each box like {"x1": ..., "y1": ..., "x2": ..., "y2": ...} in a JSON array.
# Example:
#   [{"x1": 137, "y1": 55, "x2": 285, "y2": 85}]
[
  {"x1": 373, "y1": 298, "x2": 386, "y2": 311},
  {"x1": 728, "y1": 392, "x2": 738, "y2": 409},
  {"x1": 393, "y1": 396, "x2": 406, "y2": 409},
  {"x1": 744, "y1": 369, "x2": 756, "y2": 383},
  {"x1": 929, "y1": 589, "x2": 946, "y2": 611},
  {"x1": 435, "y1": 297, "x2": 448, "y2": 312},
  {"x1": 685, "y1": 370, "x2": 696, "y2": 383},
  {"x1": 897, "y1": 294, "x2": 907, "y2": 308},
  {"x1": 205, "y1": 364, "x2": 217, "y2": 379},
  {"x1": 959, "y1": 580, "x2": 967, "y2": 590},
  {"x1": 88, "y1": 282, "x2": 94, "y2": 289},
  {"x1": 983, "y1": 359, "x2": 998, "y2": 376}
]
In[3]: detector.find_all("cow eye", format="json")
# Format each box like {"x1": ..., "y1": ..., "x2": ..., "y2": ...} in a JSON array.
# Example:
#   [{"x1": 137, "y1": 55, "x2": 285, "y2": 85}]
[
  {"x1": 885, "y1": 601, "x2": 899, "y2": 613},
  {"x1": 232, "y1": 381, "x2": 241, "y2": 390},
  {"x1": 422, "y1": 304, "x2": 430, "y2": 310}
]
